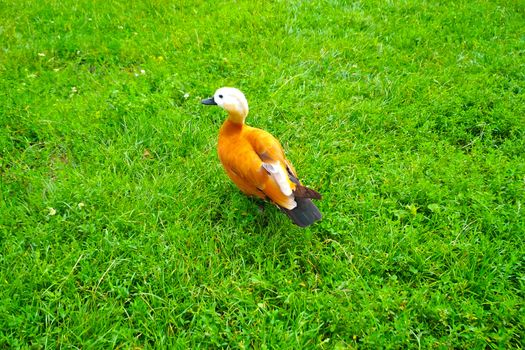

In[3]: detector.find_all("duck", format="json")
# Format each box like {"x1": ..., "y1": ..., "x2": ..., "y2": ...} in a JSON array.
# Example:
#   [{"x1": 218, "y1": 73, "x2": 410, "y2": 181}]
[{"x1": 201, "y1": 87, "x2": 322, "y2": 227}]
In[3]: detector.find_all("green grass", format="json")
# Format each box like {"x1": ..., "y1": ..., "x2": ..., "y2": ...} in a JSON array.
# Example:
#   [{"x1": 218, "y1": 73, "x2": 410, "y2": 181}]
[{"x1": 1, "y1": 0, "x2": 524, "y2": 348}]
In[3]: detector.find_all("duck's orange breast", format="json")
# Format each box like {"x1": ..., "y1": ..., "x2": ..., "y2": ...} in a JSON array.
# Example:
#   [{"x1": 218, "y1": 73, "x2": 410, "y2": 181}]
[{"x1": 218, "y1": 121, "x2": 265, "y2": 198}]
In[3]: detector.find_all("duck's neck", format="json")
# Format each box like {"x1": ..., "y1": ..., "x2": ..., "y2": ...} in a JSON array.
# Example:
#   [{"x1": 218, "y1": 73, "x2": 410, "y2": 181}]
[
  {"x1": 222, "y1": 119, "x2": 244, "y2": 131},
  {"x1": 227, "y1": 111, "x2": 247, "y2": 125},
  {"x1": 220, "y1": 119, "x2": 244, "y2": 139}
]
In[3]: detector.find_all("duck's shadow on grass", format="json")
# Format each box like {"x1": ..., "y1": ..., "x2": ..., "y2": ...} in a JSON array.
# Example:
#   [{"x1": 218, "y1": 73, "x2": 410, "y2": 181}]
[{"x1": 205, "y1": 186, "x2": 324, "y2": 258}]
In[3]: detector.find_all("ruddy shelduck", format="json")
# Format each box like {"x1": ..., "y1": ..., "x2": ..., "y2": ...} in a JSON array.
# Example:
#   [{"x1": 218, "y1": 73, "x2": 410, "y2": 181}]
[{"x1": 201, "y1": 87, "x2": 322, "y2": 227}]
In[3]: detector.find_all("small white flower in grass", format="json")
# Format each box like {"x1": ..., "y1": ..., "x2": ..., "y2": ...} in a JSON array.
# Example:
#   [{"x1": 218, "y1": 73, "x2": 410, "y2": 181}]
[
  {"x1": 140, "y1": 69, "x2": 146, "y2": 75},
  {"x1": 38, "y1": 52, "x2": 46, "y2": 57},
  {"x1": 69, "y1": 86, "x2": 78, "y2": 98},
  {"x1": 78, "y1": 202, "x2": 85, "y2": 209},
  {"x1": 48, "y1": 207, "x2": 57, "y2": 216},
  {"x1": 183, "y1": 93, "x2": 190, "y2": 99}
]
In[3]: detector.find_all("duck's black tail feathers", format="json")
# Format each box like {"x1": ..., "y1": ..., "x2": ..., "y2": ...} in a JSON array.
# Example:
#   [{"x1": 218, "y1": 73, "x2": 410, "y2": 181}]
[
  {"x1": 281, "y1": 197, "x2": 322, "y2": 227},
  {"x1": 280, "y1": 184, "x2": 322, "y2": 227}
]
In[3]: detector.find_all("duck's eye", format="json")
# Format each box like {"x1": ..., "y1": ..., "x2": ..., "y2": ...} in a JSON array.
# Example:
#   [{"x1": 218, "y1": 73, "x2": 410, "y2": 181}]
[{"x1": 218, "y1": 94, "x2": 223, "y2": 99}]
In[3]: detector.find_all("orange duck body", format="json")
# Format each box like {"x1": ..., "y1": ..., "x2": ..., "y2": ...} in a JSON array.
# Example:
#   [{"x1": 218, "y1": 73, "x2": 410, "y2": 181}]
[{"x1": 202, "y1": 87, "x2": 322, "y2": 227}]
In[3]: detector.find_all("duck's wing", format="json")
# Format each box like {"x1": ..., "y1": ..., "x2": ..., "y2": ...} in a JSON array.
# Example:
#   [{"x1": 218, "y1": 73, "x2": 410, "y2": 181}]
[
  {"x1": 245, "y1": 127, "x2": 322, "y2": 226},
  {"x1": 245, "y1": 127, "x2": 295, "y2": 175},
  {"x1": 245, "y1": 127, "x2": 321, "y2": 201},
  {"x1": 248, "y1": 129, "x2": 292, "y2": 169},
  {"x1": 246, "y1": 127, "x2": 295, "y2": 175}
]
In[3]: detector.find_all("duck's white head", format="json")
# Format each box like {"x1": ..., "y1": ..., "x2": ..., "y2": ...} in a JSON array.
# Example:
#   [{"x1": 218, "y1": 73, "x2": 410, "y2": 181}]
[{"x1": 201, "y1": 87, "x2": 249, "y2": 124}]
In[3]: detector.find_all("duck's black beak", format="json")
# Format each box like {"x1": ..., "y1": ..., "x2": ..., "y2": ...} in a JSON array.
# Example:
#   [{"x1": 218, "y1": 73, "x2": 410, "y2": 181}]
[{"x1": 201, "y1": 97, "x2": 217, "y2": 105}]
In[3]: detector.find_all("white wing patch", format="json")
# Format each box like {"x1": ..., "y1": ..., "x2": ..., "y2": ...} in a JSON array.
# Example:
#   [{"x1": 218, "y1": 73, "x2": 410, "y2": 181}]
[
  {"x1": 262, "y1": 162, "x2": 292, "y2": 196},
  {"x1": 262, "y1": 161, "x2": 297, "y2": 210}
]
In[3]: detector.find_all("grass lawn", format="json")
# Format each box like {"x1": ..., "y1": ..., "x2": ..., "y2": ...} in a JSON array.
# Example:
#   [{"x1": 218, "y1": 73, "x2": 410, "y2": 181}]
[{"x1": 1, "y1": 0, "x2": 524, "y2": 348}]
